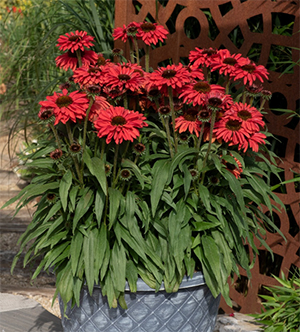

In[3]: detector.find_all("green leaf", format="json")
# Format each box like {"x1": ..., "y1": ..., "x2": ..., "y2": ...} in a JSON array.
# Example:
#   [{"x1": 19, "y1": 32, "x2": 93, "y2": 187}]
[
  {"x1": 83, "y1": 228, "x2": 96, "y2": 295},
  {"x1": 122, "y1": 159, "x2": 144, "y2": 189},
  {"x1": 94, "y1": 224, "x2": 108, "y2": 283},
  {"x1": 111, "y1": 242, "x2": 126, "y2": 292},
  {"x1": 57, "y1": 262, "x2": 73, "y2": 310},
  {"x1": 108, "y1": 188, "x2": 123, "y2": 229},
  {"x1": 150, "y1": 159, "x2": 170, "y2": 217},
  {"x1": 70, "y1": 231, "x2": 83, "y2": 276},
  {"x1": 126, "y1": 260, "x2": 138, "y2": 292},
  {"x1": 83, "y1": 151, "x2": 107, "y2": 195},
  {"x1": 73, "y1": 189, "x2": 94, "y2": 232},
  {"x1": 95, "y1": 189, "x2": 105, "y2": 227}
]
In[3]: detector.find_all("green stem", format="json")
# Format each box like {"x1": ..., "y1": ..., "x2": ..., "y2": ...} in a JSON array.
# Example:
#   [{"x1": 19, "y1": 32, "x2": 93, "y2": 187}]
[
  {"x1": 100, "y1": 139, "x2": 105, "y2": 160},
  {"x1": 258, "y1": 99, "x2": 266, "y2": 112},
  {"x1": 249, "y1": 96, "x2": 254, "y2": 106},
  {"x1": 76, "y1": 49, "x2": 82, "y2": 68},
  {"x1": 242, "y1": 91, "x2": 246, "y2": 103},
  {"x1": 133, "y1": 37, "x2": 140, "y2": 65},
  {"x1": 225, "y1": 77, "x2": 230, "y2": 95},
  {"x1": 196, "y1": 122, "x2": 205, "y2": 151},
  {"x1": 123, "y1": 94, "x2": 128, "y2": 109},
  {"x1": 145, "y1": 44, "x2": 150, "y2": 72},
  {"x1": 128, "y1": 39, "x2": 135, "y2": 63},
  {"x1": 112, "y1": 144, "x2": 119, "y2": 187},
  {"x1": 164, "y1": 117, "x2": 174, "y2": 158},
  {"x1": 168, "y1": 86, "x2": 178, "y2": 154},
  {"x1": 200, "y1": 111, "x2": 217, "y2": 184},
  {"x1": 80, "y1": 98, "x2": 94, "y2": 170},
  {"x1": 66, "y1": 122, "x2": 83, "y2": 186},
  {"x1": 49, "y1": 123, "x2": 62, "y2": 150}
]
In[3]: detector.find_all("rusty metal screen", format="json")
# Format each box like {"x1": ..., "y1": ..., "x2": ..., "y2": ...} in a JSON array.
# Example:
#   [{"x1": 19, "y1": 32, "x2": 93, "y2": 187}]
[{"x1": 114, "y1": 0, "x2": 300, "y2": 313}]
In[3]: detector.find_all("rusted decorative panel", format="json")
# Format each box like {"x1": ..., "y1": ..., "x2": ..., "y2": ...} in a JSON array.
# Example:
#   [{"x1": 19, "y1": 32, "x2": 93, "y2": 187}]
[{"x1": 114, "y1": 0, "x2": 300, "y2": 313}]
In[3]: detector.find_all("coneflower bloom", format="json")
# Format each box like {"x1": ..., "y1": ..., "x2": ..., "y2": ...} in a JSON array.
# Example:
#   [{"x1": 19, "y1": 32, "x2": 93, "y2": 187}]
[
  {"x1": 94, "y1": 105, "x2": 148, "y2": 144},
  {"x1": 179, "y1": 81, "x2": 224, "y2": 107},
  {"x1": 137, "y1": 22, "x2": 169, "y2": 45},
  {"x1": 89, "y1": 96, "x2": 110, "y2": 122},
  {"x1": 184, "y1": 64, "x2": 205, "y2": 81},
  {"x1": 146, "y1": 63, "x2": 190, "y2": 95},
  {"x1": 55, "y1": 50, "x2": 98, "y2": 71},
  {"x1": 73, "y1": 65, "x2": 107, "y2": 86},
  {"x1": 214, "y1": 118, "x2": 250, "y2": 149},
  {"x1": 189, "y1": 47, "x2": 219, "y2": 67},
  {"x1": 39, "y1": 89, "x2": 89, "y2": 125},
  {"x1": 175, "y1": 109, "x2": 202, "y2": 136},
  {"x1": 234, "y1": 57, "x2": 269, "y2": 85},
  {"x1": 222, "y1": 156, "x2": 243, "y2": 178},
  {"x1": 210, "y1": 49, "x2": 243, "y2": 78},
  {"x1": 56, "y1": 31, "x2": 94, "y2": 52},
  {"x1": 228, "y1": 103, "x2": 265, "y2": 132},
  {"x1": 104, "y1": 63, "x2": 144, "y2": 92},
  {"x1": 204, "y1": 90, "x2": 233, "y2": 112},
  {"x1": 112, "y1": 22, "x2": 140, "y2": 42},
  {"x1": 242, "y1": 132, "x2": 266, "y2": 152}
]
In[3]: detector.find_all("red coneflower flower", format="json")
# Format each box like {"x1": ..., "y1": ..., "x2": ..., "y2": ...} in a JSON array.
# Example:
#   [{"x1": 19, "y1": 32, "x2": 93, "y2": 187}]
[
  {"x1": 204, "y1": 90, "x2": 233, "y2": 112},
  {"x1": 89, "y1": 96, "x2": 110, "y2": 122},
  {"x1": 175, "y1": 108, "x2": 202, "y2": 137},
  {"x1": 179, "y1": 81, "x2": 224, "y2": 106},
  {"x1": 94, "y1": 105, "x2": 148, "y2": 144},
  {"x1": 73, "y1": 64, "x2": 107, "y2": 86},
  {"x1": 56, "y1": 31, "x2": 94, "y2": 53},
  {"x1": 184, "y1": 64, "x2": 205, "y2": 81},
  {"x1": 55, "y1": 50, "x2": 98, "y2": 71},
  {"x1": 242, "y1": 132, "x2": 266, "y2": 152},
  {"x1": 147, "y1": 63, "x2": 190, "y2": 95},
  {"x1": 210, "y1": 49, "x2": 243, "y2": 78},
  {"x1": 189, "y1": 47, "x2": 219, "y2": 67},
  {"x1": 137, "y1": 22, "x2": 169, "y2": 45},
  {"x1": 39, "y1": 89, "x2": 89, "y2": 125},
  {"x1": 104, "y1": 63, "x2": 145, "y2": 92},
  {"x1": 234, "y1": 57, "x2": 269, "y2": 85},
  {"x1": 214, "y1": 118, "x2": 250, "y2": 149},
  {"x1": 112, "y1": 22, "x2": 141, "y2": 42},
  {"x1": 228, "y1": 103, "x2": 265, "y2": 133},
  {"x1": 223, "y1": 156, "x2": 243, "y2": 178}
]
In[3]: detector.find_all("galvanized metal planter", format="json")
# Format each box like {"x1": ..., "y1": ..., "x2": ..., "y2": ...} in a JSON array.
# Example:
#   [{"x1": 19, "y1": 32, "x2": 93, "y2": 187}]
[{"x1": 59, "y1": 272, "x2": 220, "y2": 332}]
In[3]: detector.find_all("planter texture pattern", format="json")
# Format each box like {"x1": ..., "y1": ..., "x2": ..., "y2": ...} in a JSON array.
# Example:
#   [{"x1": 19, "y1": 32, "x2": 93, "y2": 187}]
[{"x1": 59, "y1": 273, "x2": 220, "y2": 332}]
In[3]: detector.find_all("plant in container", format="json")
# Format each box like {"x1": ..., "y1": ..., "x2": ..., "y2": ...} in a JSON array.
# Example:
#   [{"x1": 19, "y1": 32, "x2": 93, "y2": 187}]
[{"x1": 1, "y1": 20, "x2": 284, "y2": 331}]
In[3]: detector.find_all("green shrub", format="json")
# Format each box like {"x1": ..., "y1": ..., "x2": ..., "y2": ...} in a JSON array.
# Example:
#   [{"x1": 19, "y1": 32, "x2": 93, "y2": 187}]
[{"x1": 252, "y1": 270, "x2": 300, "y2": 332}]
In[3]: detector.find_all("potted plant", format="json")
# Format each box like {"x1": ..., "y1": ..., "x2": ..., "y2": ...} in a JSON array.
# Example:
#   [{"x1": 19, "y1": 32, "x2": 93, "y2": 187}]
[{"x1": 2, "y1": 21, "x2": 284, "y2": 331}]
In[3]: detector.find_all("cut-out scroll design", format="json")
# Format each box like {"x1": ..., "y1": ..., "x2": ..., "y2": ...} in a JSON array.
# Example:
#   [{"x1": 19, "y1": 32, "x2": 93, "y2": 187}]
[{"x1": 114, "y1": 0, "x2": 300, "y2": 313}]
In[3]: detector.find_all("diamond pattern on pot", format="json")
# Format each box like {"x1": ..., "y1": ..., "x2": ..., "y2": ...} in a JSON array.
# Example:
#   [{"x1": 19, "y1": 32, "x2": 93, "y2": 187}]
[{"x1": 60, "y1": 284, "x2": 220, "y2": 332}]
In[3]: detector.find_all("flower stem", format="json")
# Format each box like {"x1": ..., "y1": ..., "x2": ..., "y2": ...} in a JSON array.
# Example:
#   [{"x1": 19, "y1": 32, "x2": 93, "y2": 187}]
[
  {"x1": 76, "y1": 49, "x2": 82, "y2": 68},
  {"x1": 133, "y1": 37, "x2": 140, "y2": 65},
  {"x1": 80, "y1": 98, "x2": 94, "y2": 169},
  {"x1": 168, "y1": 86, "x2": 178, "y2": 154},
  {"x1": 66, "y1": 122, "x2": 83, "y2": 186},
  {"x1": 145, "y1": 44, "x2": 150, "y2": 72},
  {"x1": 164, "y1": 117, "x2": 174, "y2": 158},
  {"x1": 128, "y1": 39, "x2": 135, "y2": 63},
  {"x1": 112, "y1": 144, "x2": 119, "y2": 187},
  {"x1": 200, "y1": 111, "x2": 217, "y2": 184},
  {"x1": 258, "y1": 99, "x2": 266, "y2": 112},
  {"x1": 49, "y1": 123, "x2": 62, "y2": 150}
]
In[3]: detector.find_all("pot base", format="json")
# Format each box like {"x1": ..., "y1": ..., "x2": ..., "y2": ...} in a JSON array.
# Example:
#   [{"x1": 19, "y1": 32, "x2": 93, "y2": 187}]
[{"x1": 59, "y1": 275, "x2": 220, "y2": 332}]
